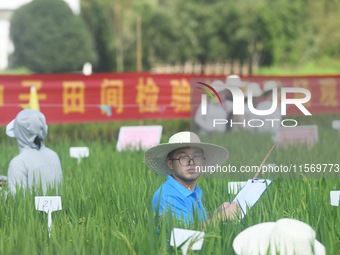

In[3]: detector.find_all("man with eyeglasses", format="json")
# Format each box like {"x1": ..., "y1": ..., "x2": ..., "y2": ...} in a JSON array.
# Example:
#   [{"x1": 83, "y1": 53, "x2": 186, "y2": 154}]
[{"x1": 145, "y1": 131, "x2": 238, "y2": 226}]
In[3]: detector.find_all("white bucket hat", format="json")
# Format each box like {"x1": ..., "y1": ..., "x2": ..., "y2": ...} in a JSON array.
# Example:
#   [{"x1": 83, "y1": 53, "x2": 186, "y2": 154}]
[
  {"x1": 233, "y1": 218, "x2": 326, "y2": 255},
  {"x1": 144, "y1": 131, "x2": 229, "y2": 176}
]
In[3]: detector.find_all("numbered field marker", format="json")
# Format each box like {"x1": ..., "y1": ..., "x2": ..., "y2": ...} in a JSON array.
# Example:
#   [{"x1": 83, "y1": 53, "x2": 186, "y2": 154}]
[
  {"x1": 330, "y1": 191, "x2": 340, "y2": 206},
  {"x1": 332, "y1": 120, "x2": 340, "y2": 131},
  {"x1": 170, "y1": 228, "x2": 204, "y2": 255},
  {"x1": 35, "y1": 196, "x2": 62, "y2": 237},
  {"x1": 70, "y1": 147, "x2": 89, "y2": 164}
]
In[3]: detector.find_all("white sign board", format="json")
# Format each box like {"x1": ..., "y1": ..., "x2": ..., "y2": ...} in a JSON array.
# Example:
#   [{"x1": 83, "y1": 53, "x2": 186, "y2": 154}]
[
  {"x1": 116, "y1": 125, "x2": 163, "y2": 151},
  {"x1": 70, "y1": 147, "x2": 89, "y2": 164},
  {"x1": 170, "y1": 228, "x2": 205, "y2": 255},
  {"x1": 275, "y1": 125, "x2": 318, "y2": 148},
  {"x1": 332, "y1": 120, "x2": 340, "y2": 131},
  {"x1": 330, "y1": 191, "x2": 340, "y2": 206},
  {"x1": 35, "y1": 196, "x2": 62, "y2": 237},
  {"x1": 35, "y1": 196, "x2": 62, "y2": 213}
]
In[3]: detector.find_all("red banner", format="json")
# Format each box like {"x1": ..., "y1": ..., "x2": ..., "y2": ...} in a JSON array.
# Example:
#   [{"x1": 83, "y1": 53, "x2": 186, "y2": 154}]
[{"x1": 0, "y1": 73, "x2": 339, "y2": 125}]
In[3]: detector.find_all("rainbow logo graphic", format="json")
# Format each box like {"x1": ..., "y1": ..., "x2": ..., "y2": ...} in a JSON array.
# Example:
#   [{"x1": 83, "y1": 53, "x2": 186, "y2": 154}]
[
  {"x1": 196, "y1": 82, "x2": 223, "y2": 115},
  {"x1": 196, "y1": 82, "x2": 223, "y2": 106}
]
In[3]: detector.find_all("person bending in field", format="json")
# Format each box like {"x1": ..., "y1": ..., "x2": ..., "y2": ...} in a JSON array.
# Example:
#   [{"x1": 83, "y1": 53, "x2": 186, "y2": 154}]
[
  {"x1": 6, "y1": 109, "x2": 63, "y2": 196},
  {"x1": 144, "y1": 131, "x2": 238, "y2": 226}
]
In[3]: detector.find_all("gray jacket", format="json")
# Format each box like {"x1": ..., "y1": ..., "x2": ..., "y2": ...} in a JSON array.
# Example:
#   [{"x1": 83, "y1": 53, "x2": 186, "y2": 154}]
[{"x1": 7, "y1": 110, "x2": 62, "y2": 195}]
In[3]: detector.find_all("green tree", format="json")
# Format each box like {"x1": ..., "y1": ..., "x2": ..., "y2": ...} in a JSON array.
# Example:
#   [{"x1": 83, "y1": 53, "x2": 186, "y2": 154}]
[
  {"x1": 81, "y1": 0, "x2": 115, "y2": 72},
  {"x1": 140, "y1": 4, "x2": 181, "y2": 70},
  {"x1": 10, "y1": 0, "x2": 97, "y2": 73},
  {"x1": 298, "y1": 0, "x2": 340, "y2": 62},
  {"x1": 230, "y1": 0, "x2": 273, "y2": 70},
  {"x1": 78, "y1": 0, "x2": 340, "y2": 73},
  {"x1": 82, "y1": 0, "x2": 143, "y2": 72},
  {"x1": 261, "y1": 0, "x2": 309, "y2": 65}
]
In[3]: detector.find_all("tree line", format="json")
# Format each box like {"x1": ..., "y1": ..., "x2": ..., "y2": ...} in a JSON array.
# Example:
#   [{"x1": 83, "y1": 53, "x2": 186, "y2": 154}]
[{"x1": 10, "y1": 0, "x2": 340, "y2": 73}]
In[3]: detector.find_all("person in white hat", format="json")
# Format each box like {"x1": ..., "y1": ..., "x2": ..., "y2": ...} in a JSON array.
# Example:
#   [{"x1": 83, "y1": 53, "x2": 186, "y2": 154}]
[
  {"x1": 194, "y1": 80, "x2": 233, "y2": 135},
  {"x1": 5, "y1": 109, "x2": 62, "y2": 196},
  {"x1": 145, "y1": 131, "x2": 238, "y2": 225},
  {"x1": 233, "y1": 218, "x2": 325, "y2": 255}
]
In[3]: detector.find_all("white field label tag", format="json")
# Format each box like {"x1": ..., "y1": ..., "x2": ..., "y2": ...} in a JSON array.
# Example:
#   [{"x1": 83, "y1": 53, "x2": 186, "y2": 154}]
[
  {"x1": 330, "y1": 191, "x2": 340, "y2": 206},
  {"x1": 35, "y1": 196, "x2": 62, "y2": 213},
  {"x1": 35, "y1": 196, "x2": 62, "y2": 237},
  {"x1": 332, "y1": 120, "x2": 340, "y2": 130},
  {"x1": 70, "y1": 147, "x2": 89, "y2": 164},
  {"x1": 170, "y1": 228, "x2": 205, "y2": 255}
]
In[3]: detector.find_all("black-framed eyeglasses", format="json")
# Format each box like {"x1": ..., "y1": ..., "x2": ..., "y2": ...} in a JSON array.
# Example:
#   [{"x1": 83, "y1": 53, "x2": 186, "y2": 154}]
[{"x1": 170, "y1": 156, "x2": 205, "y2": 166}]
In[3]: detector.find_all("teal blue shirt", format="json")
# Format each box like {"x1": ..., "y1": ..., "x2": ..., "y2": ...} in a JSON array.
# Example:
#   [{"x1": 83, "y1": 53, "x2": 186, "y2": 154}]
[{"x1": 152, "y1": 175, "x2": 208, "y2": 224}]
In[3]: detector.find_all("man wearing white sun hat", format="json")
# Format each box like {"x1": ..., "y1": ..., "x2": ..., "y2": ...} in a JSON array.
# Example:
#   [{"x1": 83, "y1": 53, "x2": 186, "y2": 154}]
[
  {"x1": 233, "y1": 218, "x2": 325, "y2": 255},
  {"x1": 145, "y1": 131, "x2": 238, "y2": 225}
]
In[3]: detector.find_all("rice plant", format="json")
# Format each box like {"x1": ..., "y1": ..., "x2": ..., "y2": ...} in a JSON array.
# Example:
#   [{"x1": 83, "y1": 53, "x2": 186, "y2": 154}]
[{"x1": 0, "y1": 116, "x2": 339, "y2": 254}]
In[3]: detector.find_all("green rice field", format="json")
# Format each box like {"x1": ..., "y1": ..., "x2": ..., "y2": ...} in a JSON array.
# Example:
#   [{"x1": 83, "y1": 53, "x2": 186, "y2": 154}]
[{"x1": 0, "y1": 116, "x2": 339, "y2": 255}]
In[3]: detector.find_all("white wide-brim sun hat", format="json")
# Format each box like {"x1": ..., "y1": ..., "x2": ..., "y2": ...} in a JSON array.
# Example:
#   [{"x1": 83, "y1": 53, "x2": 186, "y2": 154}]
[
  {"x1": 233, "y1": 218, "x2": 326, "y2": 255},
  {"x1": 144, "y1": 131, "x2": 229, "y2": 176}
]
